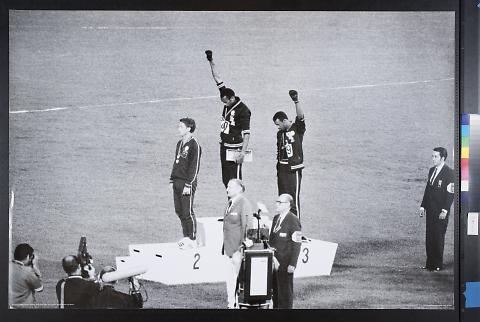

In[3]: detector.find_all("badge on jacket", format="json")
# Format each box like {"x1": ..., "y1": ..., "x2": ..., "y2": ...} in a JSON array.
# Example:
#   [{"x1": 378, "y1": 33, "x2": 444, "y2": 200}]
[
  {"x1": 286, "y1": 131, "x2": 296, "y2": 142},
  {"x1": 279, "y1": 232, "x2": 287, "y2": 238},
  {"x1": 447, "y1": 182, "x2": 454, "y2": 193},
  {"x1": 181, "y1": 146, "x2": 189, "y2": 158},
  {"x1": 438, "y1": 180, "x2": 442, "y2": 188}
]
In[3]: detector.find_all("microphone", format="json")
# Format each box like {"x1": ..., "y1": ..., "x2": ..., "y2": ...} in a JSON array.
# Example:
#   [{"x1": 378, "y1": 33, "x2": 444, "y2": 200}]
[{"x1": 256, "y1": 202, "x2": 269, "y2": 214}]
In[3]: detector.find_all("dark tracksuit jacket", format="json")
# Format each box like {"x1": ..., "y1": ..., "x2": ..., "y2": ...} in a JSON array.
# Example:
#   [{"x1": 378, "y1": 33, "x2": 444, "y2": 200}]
[{"x1": 170, "y1": 136, "x2": 201, "y2": 239}]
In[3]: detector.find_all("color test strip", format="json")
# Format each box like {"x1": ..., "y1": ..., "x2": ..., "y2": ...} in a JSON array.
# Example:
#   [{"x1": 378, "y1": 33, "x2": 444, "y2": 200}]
[
  {"x1": 470, "y1": 115, "x2": 480, "y2": 208},
  {"x1": 463, "y1": 115, "x2": 480, "y2": 309},
  {"x1": 461, "y1": 115, "x2": 470, "y2": 204},
  {"x1": 465, "y1": 281, "x2": 480, "y2": 308}
]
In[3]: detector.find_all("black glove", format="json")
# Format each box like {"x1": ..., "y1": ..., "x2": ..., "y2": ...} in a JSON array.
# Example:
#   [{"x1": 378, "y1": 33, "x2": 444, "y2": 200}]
[
  {"x1": 205, "y1": 50, "x2": 213, "y2": 61},
  {"x1": 289, "y1": 90, "x2": 299, "y2": 102}
]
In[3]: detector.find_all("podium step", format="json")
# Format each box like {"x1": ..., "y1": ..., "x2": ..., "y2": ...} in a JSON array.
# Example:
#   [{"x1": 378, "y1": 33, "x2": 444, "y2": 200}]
[
  {"x1": 295, "y1": 240, "x2": 338, "y2": 277},
  {"x1": 124, "y1": 242, "x2": 226, "y2": 284},
  {"x1": 115, "y1": 217, "x2": 337, "y2": 285}
]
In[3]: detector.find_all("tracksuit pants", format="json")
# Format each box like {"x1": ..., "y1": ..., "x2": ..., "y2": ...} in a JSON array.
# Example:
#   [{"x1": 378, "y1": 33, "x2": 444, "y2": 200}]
[
  {"x1": 172, "y1": 179, "x2": 197, "y2": 240},
  {"x1": 277, "y1": 164, "x2": 302, "y2": 220},
  {"x1": 220, "y1": 146, "x2": 242, "y2": 188}
]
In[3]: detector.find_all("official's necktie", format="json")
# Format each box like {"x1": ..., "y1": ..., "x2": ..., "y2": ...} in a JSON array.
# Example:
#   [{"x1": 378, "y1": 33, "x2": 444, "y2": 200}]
[
  {"x1": 274, "y1": 216, "x2": 282, "y2": 233},
  {"x1": 226, "y1": 200, "x2": 232, "y2": 214},
  {"x1": 430, "y1": 168, "x2": 437, "y2": 184}
]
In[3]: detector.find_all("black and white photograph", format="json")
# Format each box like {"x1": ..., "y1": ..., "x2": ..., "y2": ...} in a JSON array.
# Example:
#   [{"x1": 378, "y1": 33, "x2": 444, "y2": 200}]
[{"x1": 8, "y1": 10, "x2": 456, "y2": 309}]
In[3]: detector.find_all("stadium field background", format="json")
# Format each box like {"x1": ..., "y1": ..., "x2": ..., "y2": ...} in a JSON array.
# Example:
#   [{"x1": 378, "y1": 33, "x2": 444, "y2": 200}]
[{"x1": 9, "y1": 11, "x2": 455, "y2": 308}]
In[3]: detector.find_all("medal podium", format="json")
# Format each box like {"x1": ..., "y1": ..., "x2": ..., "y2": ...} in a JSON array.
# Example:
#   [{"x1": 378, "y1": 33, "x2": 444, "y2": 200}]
[{"x1": 116, "y1": 216, "x2": 338, "y2": 285}]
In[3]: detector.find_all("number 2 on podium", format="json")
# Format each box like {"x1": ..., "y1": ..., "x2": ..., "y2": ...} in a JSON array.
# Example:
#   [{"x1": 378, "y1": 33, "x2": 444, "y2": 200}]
[{"x1": 193, "y1": 253, "x2": 200, "y2": 270}]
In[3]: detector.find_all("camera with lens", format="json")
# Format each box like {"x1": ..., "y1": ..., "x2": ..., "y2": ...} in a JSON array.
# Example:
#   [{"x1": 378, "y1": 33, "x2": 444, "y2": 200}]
[{"x1": 77, "y1": 236, "x2": 93, "y2": 279}]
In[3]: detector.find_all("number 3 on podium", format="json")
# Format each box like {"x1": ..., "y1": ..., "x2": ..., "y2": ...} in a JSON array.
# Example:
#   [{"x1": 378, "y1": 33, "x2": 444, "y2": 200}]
[{"x1": 302, "y1": 247, "x2": 309, "y2": 264}]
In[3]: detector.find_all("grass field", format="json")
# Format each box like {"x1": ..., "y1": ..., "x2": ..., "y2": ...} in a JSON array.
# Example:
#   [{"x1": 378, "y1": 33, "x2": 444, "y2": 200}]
[{"x1": 9, "y1": 11, "x2": 455, "y2": 308}]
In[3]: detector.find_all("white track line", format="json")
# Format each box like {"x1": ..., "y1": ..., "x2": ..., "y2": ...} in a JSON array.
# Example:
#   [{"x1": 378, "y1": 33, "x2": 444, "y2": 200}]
[
  {"x1": 80, "y1": 26, "x2": 294, "y2": 31},
  {"x1": 82, "y1": 26, "x2": 172, "y2": 30},
  {"x1": 306, "y1": 77, "x2": 454, "y2": 92},
  {"x1": 10, "y1": 95, "x2": 218, "y2": 114},
  {"x1": 9, "y1": 78, "x2": 453, "y2": 115},
  {"x1": 9, "y1": 190, "x2": 14, "y2": 263}
]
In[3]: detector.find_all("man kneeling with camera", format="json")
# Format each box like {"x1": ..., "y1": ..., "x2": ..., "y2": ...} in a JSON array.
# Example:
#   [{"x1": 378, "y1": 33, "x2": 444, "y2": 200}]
[
  {"x1": 93, "y1": 265, "x2": 143, "y2": 309},
  {"x1": 57, "y1": 256, "x2": 143, "y2": 309}
]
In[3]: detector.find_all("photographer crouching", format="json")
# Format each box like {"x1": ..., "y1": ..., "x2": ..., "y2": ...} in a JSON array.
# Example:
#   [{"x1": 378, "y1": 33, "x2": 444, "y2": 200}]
[
  {"x1": 57, "y1": 236, "x2": 146, "y2": 309},
  {"x1": 92, "y1": 266, "x2": 144, "y2": 308}
]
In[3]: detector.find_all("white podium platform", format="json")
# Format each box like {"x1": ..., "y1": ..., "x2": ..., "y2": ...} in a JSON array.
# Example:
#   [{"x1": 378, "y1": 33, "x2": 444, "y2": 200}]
[
  {"x1": 294, "y1": 239, "x2": 338, "y2": 277},
  {"x1": 124, "y1": 242, "x2": 226, "y2": 285},
  {"x1": 115, "y1": 216, "x2": 337, "y2": 285},
  {"x1": 196, "y1": 216, "x2": 224, "y2": 247}
]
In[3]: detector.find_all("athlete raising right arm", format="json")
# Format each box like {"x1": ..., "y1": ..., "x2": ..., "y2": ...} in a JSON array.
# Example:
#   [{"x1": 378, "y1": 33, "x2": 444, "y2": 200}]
[{"x1": 205, "y1": 50, "x2": 252, "y2": 189}]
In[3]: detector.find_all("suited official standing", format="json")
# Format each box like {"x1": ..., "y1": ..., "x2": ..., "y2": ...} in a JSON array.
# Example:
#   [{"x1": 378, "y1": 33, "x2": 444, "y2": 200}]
[
  {"x1": 222, "y1": 179, "x2": 252, "y2": 308},
  {"x1": 269, "y1": 193, "x2": 302, "y2": 309},
  {"x1": 419, "y1": 147, "x2": 454, "y2": 271}
]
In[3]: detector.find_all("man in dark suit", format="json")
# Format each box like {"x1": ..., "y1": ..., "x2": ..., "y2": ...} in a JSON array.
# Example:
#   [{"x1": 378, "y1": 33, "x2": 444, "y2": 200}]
[
  {"x1": 56, "y1": 255, "x2": 99, "y2": 309},
  {"x1": 419, "y1": 147, "x2": 454, "y2": 271},
  {"x1": 269, "y1": 193, "x2": 302, "y2": 309}
]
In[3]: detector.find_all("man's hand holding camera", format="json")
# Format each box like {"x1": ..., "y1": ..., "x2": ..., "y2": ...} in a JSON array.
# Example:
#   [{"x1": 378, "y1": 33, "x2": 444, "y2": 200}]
[
  {"x1": 83, "y1": 263, "x2": 96, "y2": 280},
  {"x1": 129, "y1": 276, "x2": 141, "y2": 292},
  {"x1": 30, "y1": 252, "x2": 42, "y2": 277}
]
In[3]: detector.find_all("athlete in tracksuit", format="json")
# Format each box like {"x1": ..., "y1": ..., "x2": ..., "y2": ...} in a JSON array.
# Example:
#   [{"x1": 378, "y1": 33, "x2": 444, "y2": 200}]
[
  {"x1": 205, "y1": 50, "x2": 252, "y2": 188},
  {"x1": 170, "y1": 118, "x2": 201, "y2": 246},
  {"x1": 273, "y1": 90, "x2": 305, "y2": 220}
]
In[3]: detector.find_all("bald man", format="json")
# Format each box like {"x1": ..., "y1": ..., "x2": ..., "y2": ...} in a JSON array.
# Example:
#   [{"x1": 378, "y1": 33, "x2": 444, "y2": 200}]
[
  {"x1": 269, "y1": 193, "x2": 302, "y2": 309},
  {"x1": 56, "y1": 255, "x2": 99, "y2": 309}
]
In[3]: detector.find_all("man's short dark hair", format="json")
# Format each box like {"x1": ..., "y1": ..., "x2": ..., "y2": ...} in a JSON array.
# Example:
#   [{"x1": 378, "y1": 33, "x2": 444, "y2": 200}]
[
  {"x1": 14, "y1": 243, "x2": 34, "y2": 261},
  {"x1": 62, "y1": 255, "x2": 80, "y2": 275},
  {"x1": 180, "y1": 118, "x2": 196, "y2": 133},
  {"x1": 273, "y1": 111, "x2": 288, "y2": 122},
  {"x1": 220, "y1": 88, "x2": 235, "y2": 100},
  {"x1": 433, "y1": 147, "x2": 448, "y2": 160}
]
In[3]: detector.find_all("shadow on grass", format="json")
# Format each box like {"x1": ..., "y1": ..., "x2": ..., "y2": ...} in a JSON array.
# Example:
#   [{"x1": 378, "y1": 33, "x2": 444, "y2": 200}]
[{"x1": 336, "y1": 238, "x2": 418, "y2": 260}]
